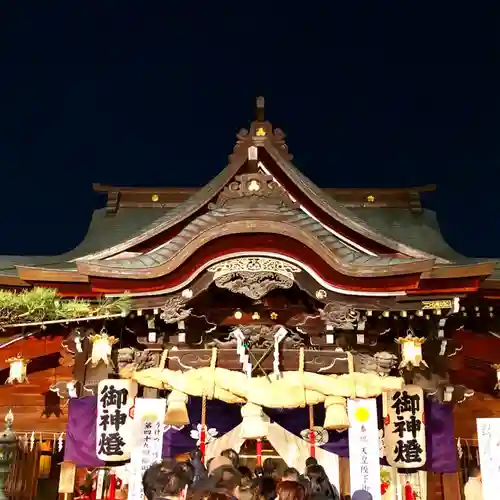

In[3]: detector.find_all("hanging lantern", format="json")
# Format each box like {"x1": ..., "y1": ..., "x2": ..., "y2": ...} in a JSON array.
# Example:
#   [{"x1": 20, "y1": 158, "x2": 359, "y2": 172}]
[
  {"x1": 493, "y1": 364, "x2": 500, "y2": 391},
  {"x1": 87, "y1": 330, "x2": 118, "y2": 367},
  {"x1": 241, "y1": 402, "x2": 269, "y2": 439},
  {"x1": 396, "y1": 333, "x2": 428, "y2": 370},
  {"x1": 5, "y1": 355, "x2": 30, "y2": 384},
  {"x1": 38, "y1": 440, "x2": 53, "y2": 478}
]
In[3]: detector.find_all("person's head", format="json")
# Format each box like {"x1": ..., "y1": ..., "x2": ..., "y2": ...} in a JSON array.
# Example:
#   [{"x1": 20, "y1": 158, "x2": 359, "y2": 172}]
[
  {"x1": 221, "y1": 449, "x2": 240, "y2": 468},
  {"x1": 263, "y1": 458, "x2": 276, "y2": 476},
  {"x1": 276, "y1": 480, "x2": 307, "y2": 500},
  {"x1": 237, "y1": 476, "x2": 259, "y2": 500},
  {"x1": 260, "y1": 476, "x2": 277, "y2": 500},
  {"x1": 190, "y1": 490, "x2": 234, "y2": 500},
  {"x1": 469, "y1": 464, "x2": 482, "y2": 481},
  {"x1": 204, "y1": 456, "x2": 242, "y2": 496},
  {"x1": 254, "y1": 466, "x2": 264, "y2": 478},
  {"x1": 305, "y1": 457, "x2": 317, "y2": 469},
  {"x1": 143, "y1": 459, "x2": 192, "y2": 500},
  {"x1": 238, "y1": 466, "x2": 254, "y2": 481},
  {"x1": 177, "y1": 461, "x2": 196, "y2": 484},
  {"x1": 281, "y1": 468, "x2": 300, "y2": 483},
  {"x1": 306, "y1": 465, "x2": 334, "y2": 498},
  {"x1": 263, "y1": 458, "x2": 280, "y2": 480},
  {"x1": 352, "y1": 491, "x2": 373, "y2": 500}
]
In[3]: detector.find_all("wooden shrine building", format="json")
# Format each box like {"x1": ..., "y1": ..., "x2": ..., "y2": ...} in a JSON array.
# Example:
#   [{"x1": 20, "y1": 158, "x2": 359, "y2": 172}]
[{"x1": 0, "y1": 98, "x2": 499, "y2": 499}]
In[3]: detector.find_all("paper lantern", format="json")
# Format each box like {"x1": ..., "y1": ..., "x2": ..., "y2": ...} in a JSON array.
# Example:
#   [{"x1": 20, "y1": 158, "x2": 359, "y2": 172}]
[
  {"x1": 241, "y1": 402, "x2": 269, "y2": 439},
  {"x1": 384, "y1": 385, "x2": 426, "y2": 469},
  {"x1": 493, "y1": 364, "x2": 500, "y2": 391},
  {"x1": 88, "y1": 331, "x2": 118, "y2": 367},
  {"x1": 396, "y1": 335, "x2": 428, "y2": 370},
  {"x1": 5, "y1": 355, "x2": 29, "y2": 384},
  {"x1": 96, "y1": 379, "x2": 138, "y2": 461},
  {"x1": 38, "y1": 440, "x2": 52, "y2": 478}
]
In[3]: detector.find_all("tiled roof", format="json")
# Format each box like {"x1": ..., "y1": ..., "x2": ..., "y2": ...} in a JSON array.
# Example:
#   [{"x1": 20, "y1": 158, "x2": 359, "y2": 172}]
[
  {"x1": 0, "y1": 207, "x2": 169, "y2": 277},
  {"x1": 94, "y1": 207, "x2": 427, "y2": 272},
  {"x1": 348, "y1": 207, "x2": 465, "y2": 262}
]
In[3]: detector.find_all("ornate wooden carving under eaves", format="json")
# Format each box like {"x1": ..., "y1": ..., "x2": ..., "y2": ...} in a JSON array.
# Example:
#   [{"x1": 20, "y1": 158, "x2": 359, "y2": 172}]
[
  {"x1": 160, "y1": 294, "x2": 192, "y2": 324},
  {"x1": 210, "y1": 173, "x2": 297, "y2": 211},
  {"x1": 206, "y1": 324, "x2": 305, "y2": 350},
  {"x1": 117, "y1": 347, "x2": 159, "y2": 371},
  {"x1": 208, "y1": 257, "x2": 300, "y2": 300},
  {"x1": 166, "y1": 348, "x2": 349, "y2": 374},
  {"x1": 319, "y1": 302, "x2": 361, "y2": 330},
  {"x1": 353, "y1": 351, "x2": 398, "y2": 376}
]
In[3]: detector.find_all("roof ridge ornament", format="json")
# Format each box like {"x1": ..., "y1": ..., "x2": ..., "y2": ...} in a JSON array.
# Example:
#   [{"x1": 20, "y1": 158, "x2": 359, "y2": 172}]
[{"x1": 256, "y1": 96, "x2": 265, "y2": 122}]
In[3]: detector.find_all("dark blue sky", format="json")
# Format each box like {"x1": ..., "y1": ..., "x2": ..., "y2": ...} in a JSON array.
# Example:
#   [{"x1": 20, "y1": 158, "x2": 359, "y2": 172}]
[{"x1": 0, "y1": 3, "x2": 498, "y2": 257}]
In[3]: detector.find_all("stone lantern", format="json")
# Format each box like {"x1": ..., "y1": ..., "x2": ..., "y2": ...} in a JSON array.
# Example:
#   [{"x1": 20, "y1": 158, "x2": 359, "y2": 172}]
[{"x1": 0, "y1": 410, "x2": 17, "y2": 500}]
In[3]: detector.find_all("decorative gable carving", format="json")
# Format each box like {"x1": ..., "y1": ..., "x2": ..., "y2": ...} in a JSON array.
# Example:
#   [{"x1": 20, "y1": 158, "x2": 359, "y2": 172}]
[
  {"x1": 208, "y1": 256, "x2": 301, "y2": 300},
  {"x1": 209, "y1": 173, "x2": 297, "y2": 211}
]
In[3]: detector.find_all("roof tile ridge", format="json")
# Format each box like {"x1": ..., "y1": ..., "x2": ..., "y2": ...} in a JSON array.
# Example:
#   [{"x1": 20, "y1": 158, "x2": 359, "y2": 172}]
[{"x1": 263, "y1": 141, "x2": 451, "y2": 265}]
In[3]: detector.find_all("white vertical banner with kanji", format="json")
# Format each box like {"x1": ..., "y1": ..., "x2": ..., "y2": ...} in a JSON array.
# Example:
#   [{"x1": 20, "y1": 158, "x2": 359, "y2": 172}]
[
  {"x1": 347, "y1": 398, "x2": 381, "y2": 500},
  {"x1": 96, "y1": 379, "x2": 138, "y2": 461},
  {"x1": 477, "y1": 418, "x2": 500, "y2": 500},
  {"x1": 128, "y1": 398, "x2": 167, "y2": 500},
  {"x1": 384, "y1": 385, "x2": 426, "y2": 469}
]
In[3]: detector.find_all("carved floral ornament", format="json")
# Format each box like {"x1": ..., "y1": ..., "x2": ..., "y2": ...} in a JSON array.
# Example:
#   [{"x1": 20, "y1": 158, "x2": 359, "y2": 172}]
[
  {"x1": 208, "y1": 257, "x2": 301, "y2": 300},
  {"x1": 210, "y1": 173, "x2": 296, "y2": 210}
]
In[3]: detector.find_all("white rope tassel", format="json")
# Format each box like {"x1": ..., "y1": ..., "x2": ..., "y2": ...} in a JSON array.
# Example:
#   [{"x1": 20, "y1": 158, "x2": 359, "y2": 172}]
[
  {"x1": 233, "y1": 328, "x2": 252, "y2": 378},
  {"x1": 438, "y1": 317, "x2": 447, "y2": 339},
  {"x1": 29, "y1": 431, "x2": 35, "y2": 452},
  {"x1": 273, "y1": 327, "x2": 288, "y2": 379}
]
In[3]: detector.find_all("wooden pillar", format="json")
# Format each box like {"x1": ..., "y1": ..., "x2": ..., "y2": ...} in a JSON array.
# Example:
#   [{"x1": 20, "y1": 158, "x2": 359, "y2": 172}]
[
  {"x1": 441, "y1": 472, "x2": 461, "y2": 500},
  {"x1": 426, "y1": 472, "x2": 443, "y2": 500},
  {"x1": 338, "y1": 457, "x2": 350, "y2": 497}
]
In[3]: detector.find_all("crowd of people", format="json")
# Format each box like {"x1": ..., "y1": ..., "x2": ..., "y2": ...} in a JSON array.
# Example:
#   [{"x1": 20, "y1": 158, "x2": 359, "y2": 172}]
[{"x1": 142, "y1": 449, "x2": 373, "y2": 500}]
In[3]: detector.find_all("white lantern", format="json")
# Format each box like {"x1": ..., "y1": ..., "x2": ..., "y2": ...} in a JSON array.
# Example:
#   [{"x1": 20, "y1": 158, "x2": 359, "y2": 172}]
[
  {"x1": 396, "y1": 334, "x2": 428, "y2": 370},
  {"x1": 5, "y1": 355, "x2": 29, "y2": 384},
  {"x1": 87, "y1": 331, "x2": 118, "y2": 367},
  {"x1": 493, "y1": 364, "x2": 500, "y2": 391}
]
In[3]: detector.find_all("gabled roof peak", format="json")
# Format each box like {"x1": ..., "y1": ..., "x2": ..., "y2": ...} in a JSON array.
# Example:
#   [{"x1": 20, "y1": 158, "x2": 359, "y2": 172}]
[{"x1": 230, "y1": 99, "x2": 293, "y2": 165}]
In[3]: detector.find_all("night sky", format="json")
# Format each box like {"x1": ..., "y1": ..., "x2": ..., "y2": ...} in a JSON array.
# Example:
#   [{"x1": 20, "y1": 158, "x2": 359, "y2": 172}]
[{"x1": 0, "y1": 3, "x2": 498, "y2": 258}]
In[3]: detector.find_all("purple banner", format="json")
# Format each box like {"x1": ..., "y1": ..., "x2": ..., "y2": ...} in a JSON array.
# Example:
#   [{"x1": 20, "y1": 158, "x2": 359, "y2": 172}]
[
  {"x1": 424, "y1": 397, "x2": 457, "y2": 473},
  {"x1": 65, "y1": 395, "x2": 456, "y2": 473},
  {"x1": 64, "y1": 397, "x2": 105, "y2": 468}
]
